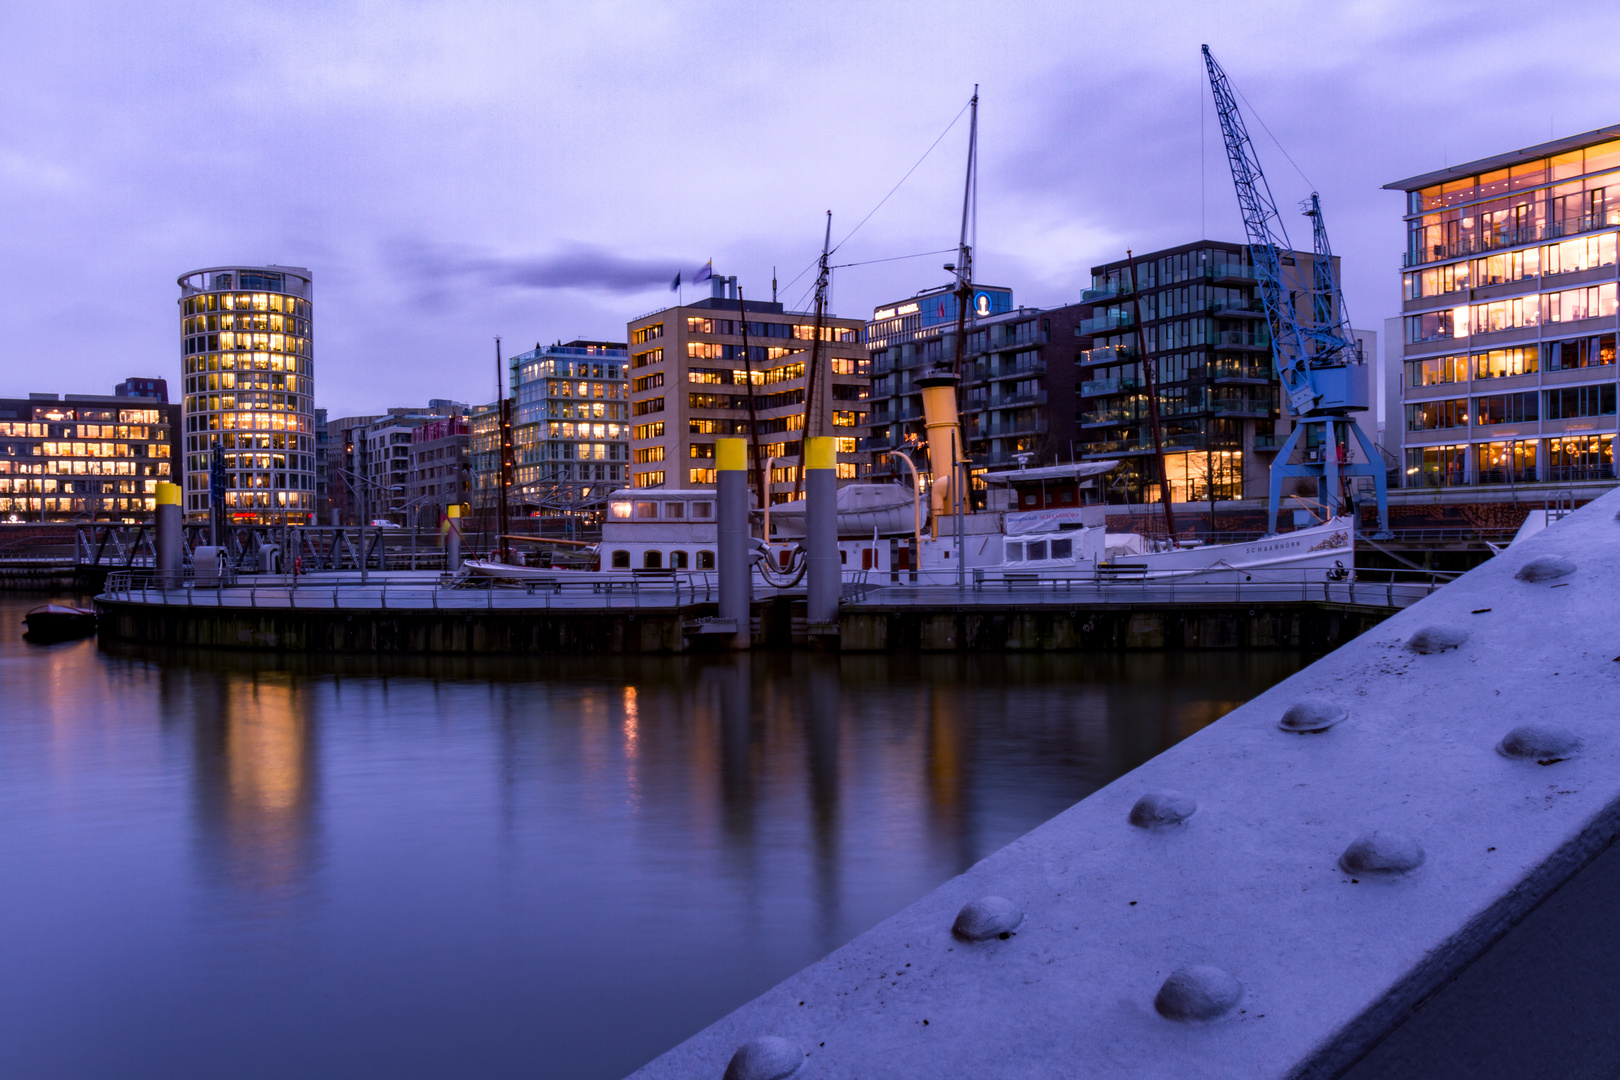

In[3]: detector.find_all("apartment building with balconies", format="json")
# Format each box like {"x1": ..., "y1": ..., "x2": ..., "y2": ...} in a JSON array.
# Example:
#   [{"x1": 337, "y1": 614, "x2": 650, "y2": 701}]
[
  {"x1": 1075, "y1": 241, "x2": 1378, "y2": 507},
  {"x1": 1386, "y1": 126, "x2": 1620, "y2": 494}
]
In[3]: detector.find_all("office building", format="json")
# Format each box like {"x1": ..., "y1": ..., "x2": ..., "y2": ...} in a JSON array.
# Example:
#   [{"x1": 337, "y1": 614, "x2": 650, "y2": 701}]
[
  {"x1": 510, "y1": 340, "x2": 629, "y2": 514},
  {"x1": 1386, "y1": 127, "x2": 1620, "y2": 490},
  {"x1": 625, "y1": 275, "x2": 868, "y2": 500},
  {"x1": 0, "y1": 386, "x2": 179, "y2": 521},
  {"x1": 177, "y1": 265, "x2": 316, "y2": 524}
]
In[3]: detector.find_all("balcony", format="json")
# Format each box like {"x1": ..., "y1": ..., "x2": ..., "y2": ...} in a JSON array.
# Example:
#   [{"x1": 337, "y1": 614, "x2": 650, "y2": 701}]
[
  {"x1": 1253, "y1": 433, "x2": 1278, "y2": 451},
  {"x1": 978, "y1": 359, "x2": 1056, "y2": 380},
  {"x1": 1404, "y1": 209, "x2": 1620, "y2": 267},
  {"x1": 1209, "y1": 298, "x2": 1266, "y2": 319},
  {"x1": 983, "y1": 417, "x2": 1049, "y2": 438},
  {"x1": 1078, "y1": 344, "x2": 1139, "y2": 367},
  {"x1": 857, "y1": 435, "x2": 895, "y2": 452},
  {"x1": 1475, "y1": 468, "x2": 1540, "y2": 485},
  {"x1": 991, "y1": 390, "x2": 1048, "y2": 408},
  {"x1": 1081, "y1": 284, "x2": 1125, "y2": 303},
  {"x1": 1204, "y1": 360, "x2": 1273, "y2": 383},
  {"x1": 1210, "y1": 330, "x2": 1271, "y2": 351},
  {"x1": 1544, "y1": 464, "x2": 1616, "y2": 482},
  {"x1": 1078, "y1": 311, "x2": 1136, "y2": 336},
  {"x1": 1081, "y1": 377, "x2": 1140, "y2": 397},
  {"x1": 1211, "y1": 398, "x2": 1278, "y2": 417},
  {"x1": 1212, "y1": 263, "x2": 1257, "y2": 284},
  {"x1": 1081, "y1": 408, "x2": 1135, "y2": 427}
]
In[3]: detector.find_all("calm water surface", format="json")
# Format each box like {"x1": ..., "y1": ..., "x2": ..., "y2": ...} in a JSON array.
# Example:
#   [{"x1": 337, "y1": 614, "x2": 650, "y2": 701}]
[{"x1": 0, "y1": 595, "x2": 1306, "y2": 1079}]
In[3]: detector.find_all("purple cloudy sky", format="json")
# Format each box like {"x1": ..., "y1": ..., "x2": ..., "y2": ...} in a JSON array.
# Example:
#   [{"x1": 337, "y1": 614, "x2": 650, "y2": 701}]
[{"x1": 1, "y1": 0, "x2": 1617, "y2": 416}]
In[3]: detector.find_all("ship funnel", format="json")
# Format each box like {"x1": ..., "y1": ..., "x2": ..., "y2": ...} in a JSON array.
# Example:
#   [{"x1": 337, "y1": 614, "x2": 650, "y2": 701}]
[{"x1": 915, "y1": 368, "x2": 963, "y2": 526}]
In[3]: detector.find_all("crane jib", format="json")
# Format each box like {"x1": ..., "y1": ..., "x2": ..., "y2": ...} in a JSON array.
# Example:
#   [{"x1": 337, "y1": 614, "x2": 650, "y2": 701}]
[{"x1": 1201, "y1": 44, "x2": 1391, "y2": 539}]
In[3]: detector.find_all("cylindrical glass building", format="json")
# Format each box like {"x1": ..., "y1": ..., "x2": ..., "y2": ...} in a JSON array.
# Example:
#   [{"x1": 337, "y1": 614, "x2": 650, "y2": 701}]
[{"x1": 177, "y1": 265, "x2": 315, "y2": 524}]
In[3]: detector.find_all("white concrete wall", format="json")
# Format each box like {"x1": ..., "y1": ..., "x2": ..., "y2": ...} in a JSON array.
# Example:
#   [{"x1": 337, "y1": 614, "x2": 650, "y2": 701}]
[{"x1": 629, "y1": 487, "x2": 1620, "y2": 1079}]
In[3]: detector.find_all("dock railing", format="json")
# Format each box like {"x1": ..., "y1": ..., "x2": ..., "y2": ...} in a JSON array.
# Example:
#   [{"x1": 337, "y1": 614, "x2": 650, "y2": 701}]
[
  {"x1": 100, "y1": 569, "x2": 775, "y2": 611},
  {"x1": 101, "y1": 564, "x2": 1441, "y2": 612}
]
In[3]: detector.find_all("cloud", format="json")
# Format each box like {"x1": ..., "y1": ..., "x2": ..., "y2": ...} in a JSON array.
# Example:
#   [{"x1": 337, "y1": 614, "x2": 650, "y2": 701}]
[
  {"x1": 393, "y1": 239, "x2": 692, "y2": 299},
  {"x1": 400, "y1": 239, "x2": 690, "y2": 291}
]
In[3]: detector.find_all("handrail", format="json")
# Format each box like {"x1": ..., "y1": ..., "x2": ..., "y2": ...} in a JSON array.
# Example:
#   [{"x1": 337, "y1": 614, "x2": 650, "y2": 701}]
[{"x1": 93, "y1": 561, "x2": 1445, "y2": 612}]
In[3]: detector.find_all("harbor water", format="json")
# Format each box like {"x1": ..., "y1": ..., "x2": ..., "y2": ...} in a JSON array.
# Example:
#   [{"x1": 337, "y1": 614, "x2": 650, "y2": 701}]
[{"x1": 0, "y1": 595, "x2": 1307, "y2": 1078}]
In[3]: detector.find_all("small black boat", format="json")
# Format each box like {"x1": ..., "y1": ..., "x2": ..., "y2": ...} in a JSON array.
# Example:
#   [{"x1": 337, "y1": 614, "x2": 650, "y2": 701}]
[{"x1": 23, "y1": 604, "x2": 98, "y2": 644}]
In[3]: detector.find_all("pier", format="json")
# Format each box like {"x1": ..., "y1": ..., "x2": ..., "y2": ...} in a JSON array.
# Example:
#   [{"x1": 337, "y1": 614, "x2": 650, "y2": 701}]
[{"x1": 93, "y1": 567, "x2": 1440, "y2": 654}]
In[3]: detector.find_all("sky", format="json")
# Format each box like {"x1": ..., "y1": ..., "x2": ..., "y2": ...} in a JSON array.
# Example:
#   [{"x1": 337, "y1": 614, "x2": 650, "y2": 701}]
[{"x1": 2, "y1": 0, "x2": 1619, "y2": 418}]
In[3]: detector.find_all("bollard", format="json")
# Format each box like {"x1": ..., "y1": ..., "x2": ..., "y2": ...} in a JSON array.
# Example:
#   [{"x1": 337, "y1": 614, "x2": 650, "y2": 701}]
[
  {"x1": 446, "y1": 504, "x2": 462, "y2": 571},
  {"x1": 716, "y1": 437, "x2": 751, "y2": 649},
  {"x1": 155, "y1": 481, "x2": 182, "y2": 587},
  {"x1": 805, "y1": 436, "x2": 838, "y2": 628}
]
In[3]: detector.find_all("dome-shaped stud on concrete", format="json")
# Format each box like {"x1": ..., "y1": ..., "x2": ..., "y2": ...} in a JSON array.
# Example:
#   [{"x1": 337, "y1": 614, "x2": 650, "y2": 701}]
[
  {"x1": 1406, "y1": 625, "x2": 1469, "y2": 654},
  {"x1": 1129, "y1": 791, "x2": 1198, "y2": 828},
  {"x1": 1154, "y1": 965, "x2": 1243, "y2": 1021},
  {"x1": 1279, "y1": 698, "x2": 1346, "y2": 733},
  {"x1": 1339, "y1": 831, "x2": 1425, "y2": 875},
  {"x1": 722, "y1": 1037, "x2": 804, "y2": 1080},
  {"x1": 952, "y1": 895, "x2": 1023, "y2": 941},
  {"x1": 1516, "y1": 555, "x2": 1576, "y2": 583},
  {"x1": 1498, "y1": 724, "x2": 1582, "y2": 764}
]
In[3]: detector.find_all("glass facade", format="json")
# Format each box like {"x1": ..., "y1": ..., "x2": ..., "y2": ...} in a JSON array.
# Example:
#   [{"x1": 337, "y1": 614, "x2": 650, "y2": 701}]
[
  {"x1": 177, "y1": 266, "x2": 316, "y2": 523},
  {"x1": 1392, "y1": 132, "x2": 1620, "y2": 488},
  {"x1": 510, "y1": 340, "x2": 629, "y2": 513},
  {"x1": 0, "y1": 399, "x2": 173, "y2": 521},
  {"x1": 1075, "y1": 243, "x2": 1291, "y2": 503}
]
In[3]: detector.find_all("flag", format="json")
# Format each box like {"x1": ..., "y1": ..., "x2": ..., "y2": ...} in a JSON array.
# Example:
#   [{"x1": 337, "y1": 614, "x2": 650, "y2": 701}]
[
  {"x1": 693, "y1": 261, "x2": 713, "y2": 284},
  {"x1": 669, "y1": 270, "x2": 681, "y2": 292}
]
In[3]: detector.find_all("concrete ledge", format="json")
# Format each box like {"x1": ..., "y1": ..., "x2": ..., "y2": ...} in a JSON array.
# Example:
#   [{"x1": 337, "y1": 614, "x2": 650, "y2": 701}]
[{"x1": 628, "y1": 487, "x2": 1620, "y2": 1078}]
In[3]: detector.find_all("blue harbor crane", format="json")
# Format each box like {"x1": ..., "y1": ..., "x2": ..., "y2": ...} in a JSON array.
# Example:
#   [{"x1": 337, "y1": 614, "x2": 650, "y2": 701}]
[{"x1": 1201, "y1": 44, "x2": 1390, "y2": 537}]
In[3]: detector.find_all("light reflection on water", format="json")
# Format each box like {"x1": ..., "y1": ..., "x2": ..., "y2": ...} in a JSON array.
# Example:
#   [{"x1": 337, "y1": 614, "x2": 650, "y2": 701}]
[{"x1": 0, "y1": 596, "x2": 1305, "y2": 1079}]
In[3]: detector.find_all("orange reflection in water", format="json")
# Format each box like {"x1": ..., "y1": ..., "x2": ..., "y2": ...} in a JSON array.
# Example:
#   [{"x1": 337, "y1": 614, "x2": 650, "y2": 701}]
[{"x1": 209, "y1": 674, "x2": 313, "y2": 895}]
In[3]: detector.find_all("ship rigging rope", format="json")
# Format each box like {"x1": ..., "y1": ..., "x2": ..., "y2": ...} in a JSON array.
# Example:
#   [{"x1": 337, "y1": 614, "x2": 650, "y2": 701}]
[
  {"x1": 776, "y1": 93, "x2": 975, "y2": 300},
  {"x1": 830, "y1": 247, "x2": 955, "y2": 270}
]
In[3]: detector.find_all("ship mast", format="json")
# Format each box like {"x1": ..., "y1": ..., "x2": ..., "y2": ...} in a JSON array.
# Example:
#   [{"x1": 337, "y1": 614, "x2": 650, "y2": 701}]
[
  {"x1": 950, "y1": 85, "x2": 978, "y2": 383},
  {"x1": 793, "y1": 211, "x2": 832, "y2": 498}
]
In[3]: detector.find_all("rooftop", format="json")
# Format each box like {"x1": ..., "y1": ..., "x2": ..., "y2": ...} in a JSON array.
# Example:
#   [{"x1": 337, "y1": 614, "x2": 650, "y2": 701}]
[{"x1": 1383, "y1": 122, "x2": 1620, "y2": 192}]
